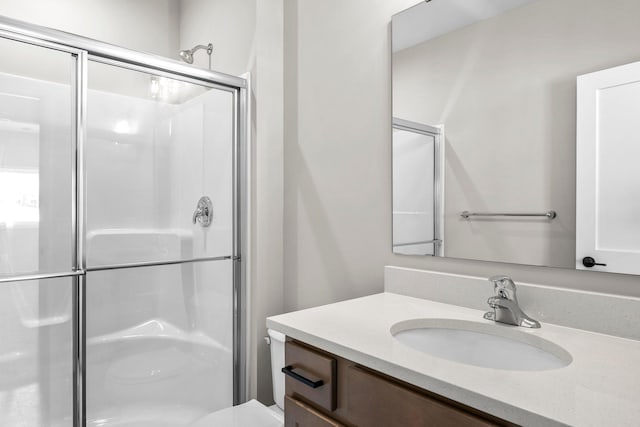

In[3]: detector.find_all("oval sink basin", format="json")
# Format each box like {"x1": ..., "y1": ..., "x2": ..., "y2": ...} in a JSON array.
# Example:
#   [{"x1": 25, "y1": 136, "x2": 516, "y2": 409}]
[{"x1": 391, "y1": 319, "x2": 572, "y2": 371}]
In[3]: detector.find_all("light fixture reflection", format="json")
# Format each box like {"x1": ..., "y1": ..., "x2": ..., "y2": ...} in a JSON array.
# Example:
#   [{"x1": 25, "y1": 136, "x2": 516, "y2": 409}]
[
  {"x1": 150, "y1": 77, "x2": 160, "y2": 98},
  {"x1": 149, "y1": 76, "x2": 183, "y2": 101},
  {"x1": 113, "y1": 120, "x2": 135, "y2": 135}
]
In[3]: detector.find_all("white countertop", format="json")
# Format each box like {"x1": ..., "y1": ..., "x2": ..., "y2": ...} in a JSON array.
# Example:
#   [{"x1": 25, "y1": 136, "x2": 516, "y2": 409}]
[{"x1": 266, "y1": 292, "x2": 640, "y2": 426}]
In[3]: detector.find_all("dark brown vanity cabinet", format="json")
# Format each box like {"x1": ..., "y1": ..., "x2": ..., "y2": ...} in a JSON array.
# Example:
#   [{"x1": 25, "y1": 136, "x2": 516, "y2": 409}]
[
  {"x1": 284, "y1": 340, "x2": 514, "y2": 427},
  {"x1": 285, "y1": 396, "x2": 346, "y2": 427}
]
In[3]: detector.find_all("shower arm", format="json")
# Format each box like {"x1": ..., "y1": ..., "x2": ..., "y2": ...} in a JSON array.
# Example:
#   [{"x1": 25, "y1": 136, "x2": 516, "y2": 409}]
[
  {"x1": 189, "y1": 44, "x2": 213, "y2": 69},
  {"x1": 191, "y1": 44, "x2": 213, "y2": 56}
]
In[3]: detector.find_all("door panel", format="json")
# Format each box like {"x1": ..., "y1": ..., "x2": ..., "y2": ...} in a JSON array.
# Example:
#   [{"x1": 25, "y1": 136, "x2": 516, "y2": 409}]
[
  {"x1": 0, "y1": 276, "x2": 74, "y2": 426},
  {"x1": 576, "y1": 61, "x2": 640, "y2": 274},
  {"x1": 0, "y1": 37, "x2": 75, "y2": 278},
  {"x1": 85, "y1": 61, "x2": 234, "y2": 267},
  {"x1": 85, "y1": 260, "x2": 233, "y2": 425}
]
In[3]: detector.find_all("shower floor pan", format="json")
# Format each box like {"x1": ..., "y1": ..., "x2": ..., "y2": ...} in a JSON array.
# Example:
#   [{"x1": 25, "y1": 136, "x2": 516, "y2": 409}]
[{"x1": 86, "y1": 319, "x2": 232, "y2": 426}]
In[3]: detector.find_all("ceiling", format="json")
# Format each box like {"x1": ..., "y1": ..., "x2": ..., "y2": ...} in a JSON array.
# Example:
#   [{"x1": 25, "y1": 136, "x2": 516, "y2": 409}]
[{"x1": 392, "y1": 0, "x2": 540, "y2": 52}]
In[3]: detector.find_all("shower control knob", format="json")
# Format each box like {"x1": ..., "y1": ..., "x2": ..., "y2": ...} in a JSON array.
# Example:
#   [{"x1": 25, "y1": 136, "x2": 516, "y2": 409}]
[
  {"x1": 582, "y1": 257, "x2": 606, "y2": 268},
  {"x1": 192, "y1": 196, "x2": 213, "y2": 227}
]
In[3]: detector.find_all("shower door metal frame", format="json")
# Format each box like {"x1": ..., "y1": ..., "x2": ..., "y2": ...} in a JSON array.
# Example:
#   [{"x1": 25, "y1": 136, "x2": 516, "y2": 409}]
[
  {"x1": 392, "y1": 117, "x2": 444, "y2": 256},
  {"x1": 0, "y1": 15, "x2": 249, "y2": 427}
]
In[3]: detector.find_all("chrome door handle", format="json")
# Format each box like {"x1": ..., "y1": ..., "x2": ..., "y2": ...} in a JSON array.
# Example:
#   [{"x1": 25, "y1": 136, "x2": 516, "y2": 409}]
[{"x1": 192, "y1": 196, "x2": 213, "y2": 227}]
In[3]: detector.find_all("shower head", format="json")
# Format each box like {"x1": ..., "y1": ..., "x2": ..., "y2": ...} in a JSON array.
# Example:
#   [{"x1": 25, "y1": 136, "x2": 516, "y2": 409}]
[
  {"x1": 179, "y1": 49, "x2": 193, "y2": 64},
  {"x1": 178, "y1": 43, "x2": 213, "y2": 68}
]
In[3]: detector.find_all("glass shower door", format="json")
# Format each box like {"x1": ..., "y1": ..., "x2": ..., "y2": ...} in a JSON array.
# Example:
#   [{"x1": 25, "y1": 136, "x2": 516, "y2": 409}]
[
  {"x1": 0, "y1": 36, "x2": 77, "y2": 426},
  {"x1": 84, "y1": 60, "x2": 235, "y2": 426},
  {"x1": 85, "y1": 262, "x2": 233, "y2": 426},
  {"x1": 392, "y1": 119, "x2": 442, "y2": 256}
]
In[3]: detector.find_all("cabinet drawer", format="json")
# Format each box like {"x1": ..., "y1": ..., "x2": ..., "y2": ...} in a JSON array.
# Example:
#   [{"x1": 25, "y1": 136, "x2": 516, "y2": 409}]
[
  {"x1": 285, "y1": 341, "x2": 337, "y2": 412},
  {"x1": 285, "y1": 396, "x2": 345, "y2": 427},
  {"x1": 347, "y1": 365, "x2": 501, "y2": 427}
]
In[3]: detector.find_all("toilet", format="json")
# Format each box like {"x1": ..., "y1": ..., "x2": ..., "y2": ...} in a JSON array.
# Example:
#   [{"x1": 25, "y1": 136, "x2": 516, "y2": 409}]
[{"x1": 188, "y1": 329, "x2": 286, "y2": 427}]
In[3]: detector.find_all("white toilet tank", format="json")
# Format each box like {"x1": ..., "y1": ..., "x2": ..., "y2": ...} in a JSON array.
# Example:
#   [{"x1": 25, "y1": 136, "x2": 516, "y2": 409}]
[{"x1": 267, "y1": 329, "x2": 286, "y2": 410}]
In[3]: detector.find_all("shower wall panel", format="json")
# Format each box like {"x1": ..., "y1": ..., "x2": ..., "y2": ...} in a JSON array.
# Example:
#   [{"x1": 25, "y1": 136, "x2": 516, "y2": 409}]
[{"x1": 168, "y1": 89, "x2": 234, "y2": 261}]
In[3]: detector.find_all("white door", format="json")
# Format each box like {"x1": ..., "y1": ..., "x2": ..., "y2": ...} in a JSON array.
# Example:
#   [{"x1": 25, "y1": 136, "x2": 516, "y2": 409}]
[{"x1": 576, "y1": 61, "x2": 640, "y2": 274}]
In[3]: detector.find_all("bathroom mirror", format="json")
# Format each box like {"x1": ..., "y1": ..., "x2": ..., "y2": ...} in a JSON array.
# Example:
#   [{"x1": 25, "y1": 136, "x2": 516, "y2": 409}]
[{"x1": 392, "y1": 0, "x2": 640, "y2": 275}]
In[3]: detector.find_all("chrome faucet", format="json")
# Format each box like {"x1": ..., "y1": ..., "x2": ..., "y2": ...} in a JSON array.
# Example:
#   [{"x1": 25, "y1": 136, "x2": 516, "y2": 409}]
[{"x1": 483, "y1": 276, "x2": 540, "y2": 328}]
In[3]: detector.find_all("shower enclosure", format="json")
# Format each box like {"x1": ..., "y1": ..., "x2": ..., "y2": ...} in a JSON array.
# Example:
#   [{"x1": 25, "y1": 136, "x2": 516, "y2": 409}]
[
  {"x1": 392, "y1": 118, "x2": 443, "y2": 256},
  {"x1": 0, "y1": 16, "x2": 247, "y2": 427}
]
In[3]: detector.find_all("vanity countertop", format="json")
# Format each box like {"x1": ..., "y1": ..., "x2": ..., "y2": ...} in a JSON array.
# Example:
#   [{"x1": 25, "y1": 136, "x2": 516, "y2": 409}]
[{"x1": 266, "y1": 292, "x2": 640, "y2": 426}]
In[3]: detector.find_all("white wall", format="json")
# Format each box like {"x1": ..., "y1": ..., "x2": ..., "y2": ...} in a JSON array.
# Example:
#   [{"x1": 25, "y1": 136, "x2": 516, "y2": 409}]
[
  {"x1": 0, "y1": 0, "x2": 180, "y2": 58},
  {"x1": 179, "y1": 0, "x2": 255, "y2": 74},
  {"x1": 284, "y1": 0, "x2": 419, "y2": 312},
  {"x1": 283, "y1": 0, "x2": 640, "y2": 323},
  {"x1": 250, "y1": 1, "x2": 284, "y2": 403}
]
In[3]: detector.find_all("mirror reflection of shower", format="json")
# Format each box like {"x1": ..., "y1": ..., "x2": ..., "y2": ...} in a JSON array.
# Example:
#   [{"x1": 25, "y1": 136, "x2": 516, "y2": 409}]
[{"x1": 179, "y1": 43, "x2": 213, "y2": 69}]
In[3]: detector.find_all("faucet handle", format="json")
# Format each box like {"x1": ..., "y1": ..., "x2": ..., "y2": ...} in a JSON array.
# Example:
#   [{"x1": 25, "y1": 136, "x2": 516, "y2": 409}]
[
  {"x1": 192, "y1": 196, "x2": 213, "y2": 227},
  {"x1": 192, "y1": 206, "x2": 203, "y2": 224},
  {"x1": 489, "y1": 275, "x2": 512, "y2": 284},
  {"x1": 489, "y1": 275, "x2": 517, "y2": 300}
]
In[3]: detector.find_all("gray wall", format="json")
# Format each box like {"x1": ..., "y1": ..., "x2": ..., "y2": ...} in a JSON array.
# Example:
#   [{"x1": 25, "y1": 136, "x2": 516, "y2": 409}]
[
  {"x1": 393, "y1": 0, "x2": 640, "y2": 269},
  {"x1": 284, "y1": 0, "x2": 417, "y2": 312}
]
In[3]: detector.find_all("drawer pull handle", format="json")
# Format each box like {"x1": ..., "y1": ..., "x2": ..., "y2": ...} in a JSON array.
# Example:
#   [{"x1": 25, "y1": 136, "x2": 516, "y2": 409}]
[{"x1": 282, "y1": 365, "x2": 324, "y2": 389}]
